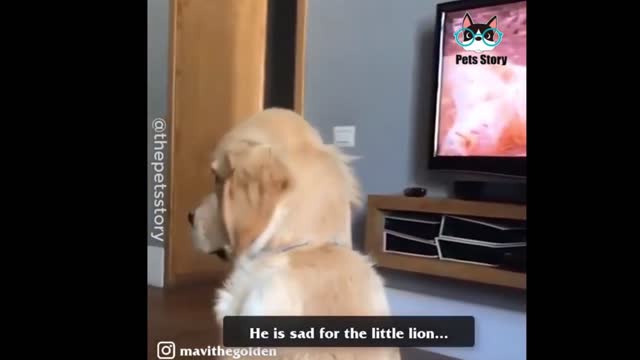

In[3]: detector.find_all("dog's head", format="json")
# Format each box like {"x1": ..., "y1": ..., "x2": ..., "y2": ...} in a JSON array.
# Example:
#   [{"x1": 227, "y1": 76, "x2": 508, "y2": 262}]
[
  {"x1": 189, "y1": 141, "x2": 293, "y2": 261},
  {"x1": 189, "y1": 108, "x2": 363, "y2": 261},
  {"x1": 189, "y1": 192, "x2": 228, "y2": 259}
]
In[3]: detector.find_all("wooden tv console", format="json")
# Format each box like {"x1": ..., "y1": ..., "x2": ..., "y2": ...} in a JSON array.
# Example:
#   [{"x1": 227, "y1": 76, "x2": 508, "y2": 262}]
[{"x1": 364, "y1": 195, "x2": 526, "y2": 290}]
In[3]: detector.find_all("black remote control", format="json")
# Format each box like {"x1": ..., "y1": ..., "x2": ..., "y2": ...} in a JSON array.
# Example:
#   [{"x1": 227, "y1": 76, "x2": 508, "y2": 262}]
[{"x1": 403, "y1": 187, "x2": 427, "y2": 197}]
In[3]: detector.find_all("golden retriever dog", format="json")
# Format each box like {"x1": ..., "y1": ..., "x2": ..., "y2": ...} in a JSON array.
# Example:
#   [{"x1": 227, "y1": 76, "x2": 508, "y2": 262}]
[
  {"x1": 190, "y1": 108, "x2": 400, "y2": 359},
  {"x1": 190, "y1": 108, "x2": 361, "y2": 257}
]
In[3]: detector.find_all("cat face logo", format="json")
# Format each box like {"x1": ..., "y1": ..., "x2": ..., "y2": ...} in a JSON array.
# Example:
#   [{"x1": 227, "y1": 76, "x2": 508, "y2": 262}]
[{"x1": 454, "y1": 13, "x2": 503, "y2": 53}]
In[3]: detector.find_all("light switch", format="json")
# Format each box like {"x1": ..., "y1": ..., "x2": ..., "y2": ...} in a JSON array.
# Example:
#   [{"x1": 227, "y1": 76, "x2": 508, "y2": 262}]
[{"x1": 333, "y1": 126, "x2": 355, "y2": 147}]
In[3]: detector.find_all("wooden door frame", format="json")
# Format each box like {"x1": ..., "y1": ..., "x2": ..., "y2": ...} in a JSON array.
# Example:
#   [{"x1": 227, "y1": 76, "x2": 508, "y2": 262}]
[
  {"x1": 294, "y1": 0, "x2": 308, "y2": 115},
  {"x1": 165, "y1": 0, "x2": 177, "y2": 287},
  {"x1": 164, "y1": 0, "x2": 308, "y2": 287}
]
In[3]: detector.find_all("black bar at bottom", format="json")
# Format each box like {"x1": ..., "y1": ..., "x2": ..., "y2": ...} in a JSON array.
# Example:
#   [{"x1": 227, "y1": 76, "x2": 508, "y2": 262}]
[{"x1": 223, "y1": 316, "x2": 475, "y2": 347}]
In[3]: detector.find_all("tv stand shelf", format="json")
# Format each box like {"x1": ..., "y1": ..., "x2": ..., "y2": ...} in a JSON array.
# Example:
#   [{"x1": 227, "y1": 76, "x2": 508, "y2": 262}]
[{"x1": 364, "y1": 195, "x2": 526, "y2": 290}]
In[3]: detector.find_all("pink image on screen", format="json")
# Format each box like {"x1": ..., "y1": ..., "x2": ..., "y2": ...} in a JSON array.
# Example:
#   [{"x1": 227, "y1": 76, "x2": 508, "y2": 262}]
[{"x1": 436, "y1": 1, "x2": 526, "y2": 157}]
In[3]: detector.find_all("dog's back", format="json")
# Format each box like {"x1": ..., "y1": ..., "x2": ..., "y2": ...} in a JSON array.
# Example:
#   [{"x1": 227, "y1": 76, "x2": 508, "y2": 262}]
[
  {"x1": 217, "y1": 245, "x2": 400, "y2": 360},
  {"x1": 285, "y1": 245, "x2": 390, "y2": 316}
]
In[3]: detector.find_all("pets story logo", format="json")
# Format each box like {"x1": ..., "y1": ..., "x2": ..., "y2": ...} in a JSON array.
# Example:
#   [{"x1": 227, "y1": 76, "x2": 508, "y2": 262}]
[{"x1": 454, "y1": 12, "x2": 507, "y2": 65}]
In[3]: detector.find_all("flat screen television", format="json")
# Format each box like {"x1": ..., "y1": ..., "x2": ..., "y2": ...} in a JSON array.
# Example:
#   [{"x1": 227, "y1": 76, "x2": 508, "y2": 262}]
[{"x1": 428, "y1": 0, "x2": 526, "y2": 178}]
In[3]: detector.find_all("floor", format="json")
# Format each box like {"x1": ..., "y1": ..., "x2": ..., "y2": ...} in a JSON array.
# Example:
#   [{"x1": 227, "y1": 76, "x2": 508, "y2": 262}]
[
  {"x1": 148, "y1": 283, "x2": 459, "y2": 360},
  {"x1": 148, "y1": 282, "x2": 222, "y2": 359}
]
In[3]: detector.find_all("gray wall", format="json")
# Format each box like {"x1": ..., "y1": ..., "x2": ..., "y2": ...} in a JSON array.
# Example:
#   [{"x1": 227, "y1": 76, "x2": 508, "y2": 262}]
[
  {"x1": 147, "y1": 0, "x2": 170, "y2": 248},
  {"x1": 303, "y1": 0, "x2": 453, "y2": 250},
  {"x1": 303, "y1": 1, "x2": 526, "y2": 359}
]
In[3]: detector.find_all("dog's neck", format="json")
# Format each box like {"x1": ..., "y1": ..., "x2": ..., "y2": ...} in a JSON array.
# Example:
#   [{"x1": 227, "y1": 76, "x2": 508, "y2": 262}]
[
  {"x1": 234, "y1": 204, "x2": 344, "y2": 262},
  {"x1": 245, "y1": 239, "x2": 310, "y2": 260},
  {"x1": 243, "y1": 205, "x2": 288, "y2": 258},
  {"x1": 238, "y1": 205, "x2": 314, "y2": 260}
]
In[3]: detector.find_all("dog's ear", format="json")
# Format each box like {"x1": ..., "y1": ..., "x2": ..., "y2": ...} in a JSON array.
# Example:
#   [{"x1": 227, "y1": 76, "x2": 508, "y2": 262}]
[
  {"x1": 211, "y1": 140, "x2": 257, "y2": 185},
  {"x1": 220, "y1": 145, "x2": 292, "y2": 257}
]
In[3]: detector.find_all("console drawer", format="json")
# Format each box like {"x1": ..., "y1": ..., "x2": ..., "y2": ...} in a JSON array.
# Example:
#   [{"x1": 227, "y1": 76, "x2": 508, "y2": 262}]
[
  {"x1": 383, "y1": 213, "x2": 442, "y2": 240},
  {"x1": 440, "y1": 215, "x2": 526, "y2": 244},
  {"x1": 383, "y1": 230, "x2": 439, "y2": 258},
  {"x1": 436, "y1": 236, "x2": 526, "y2": 272}
]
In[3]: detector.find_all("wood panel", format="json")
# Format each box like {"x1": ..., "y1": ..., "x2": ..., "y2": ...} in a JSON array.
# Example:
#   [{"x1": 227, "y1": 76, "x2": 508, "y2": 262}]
[
  {"x1": 294, "y1": 0, "x2": 308, "y2": 114},
  {"x1": 165, "y1": 0, "x2": 269, "y2": 286},
  {"x1": 368, "y1": 195, "x2": 526, "y2": 220}
]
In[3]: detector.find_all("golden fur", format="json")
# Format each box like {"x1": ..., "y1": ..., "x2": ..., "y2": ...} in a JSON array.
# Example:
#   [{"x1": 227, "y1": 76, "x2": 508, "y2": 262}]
[
  {"x1": 192, "y1": 108, "x2": 362, "y2": 255},
  {"x1": 190, "y1": 108, "x2": 400, "y2": 359}
]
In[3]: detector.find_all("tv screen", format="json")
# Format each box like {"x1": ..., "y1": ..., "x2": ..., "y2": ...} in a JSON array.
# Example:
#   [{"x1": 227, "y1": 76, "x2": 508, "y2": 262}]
[{"x1": 433, "y1": 0, "x2": 526, "y2": 158}]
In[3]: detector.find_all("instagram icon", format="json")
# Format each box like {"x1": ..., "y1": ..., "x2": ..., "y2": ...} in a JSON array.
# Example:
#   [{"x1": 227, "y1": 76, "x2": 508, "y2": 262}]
[{"x1": 157, "y1": 341, "x2": 176, "y2": 359}]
